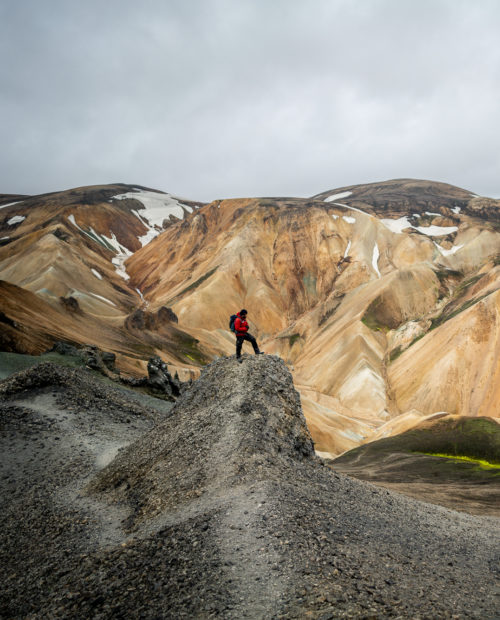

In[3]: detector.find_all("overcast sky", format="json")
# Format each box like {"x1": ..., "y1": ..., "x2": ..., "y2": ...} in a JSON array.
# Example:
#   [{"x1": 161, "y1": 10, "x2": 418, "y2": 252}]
[{"x1": 1, "y1": 0, "x2": 499, "y2": 200}]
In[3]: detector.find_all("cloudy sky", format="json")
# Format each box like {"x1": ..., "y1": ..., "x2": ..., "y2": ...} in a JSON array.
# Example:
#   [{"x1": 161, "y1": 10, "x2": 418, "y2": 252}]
[{"x1": 1, "y1": 0, "x2": 499, "y2": 200}]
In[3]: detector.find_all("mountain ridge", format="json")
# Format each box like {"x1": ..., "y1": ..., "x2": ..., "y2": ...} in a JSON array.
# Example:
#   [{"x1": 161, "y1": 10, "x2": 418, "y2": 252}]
[{"x1": 1, "y1": 178, "x2": 499, "y2": 456}]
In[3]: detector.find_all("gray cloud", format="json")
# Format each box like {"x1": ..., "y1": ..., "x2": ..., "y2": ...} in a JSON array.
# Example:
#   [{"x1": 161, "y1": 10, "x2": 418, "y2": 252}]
[{"x1": 1, "y1": 0, "x2": 499, "y2": 200}]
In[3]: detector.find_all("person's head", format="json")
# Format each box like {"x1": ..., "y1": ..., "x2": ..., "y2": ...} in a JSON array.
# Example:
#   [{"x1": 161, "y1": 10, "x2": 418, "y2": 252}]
[{"x1": 240, "y1": 308, "x2": 248, "y2": 318}]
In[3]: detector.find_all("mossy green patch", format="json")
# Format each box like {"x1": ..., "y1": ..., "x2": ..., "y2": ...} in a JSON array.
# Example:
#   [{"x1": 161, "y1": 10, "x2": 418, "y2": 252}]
[
  {"x1": 418, "y1": 453, "x2": 500, "y2": 470},
  {"x1": 170, "y1": 267, "x2": 218, "y2": 302},
  {"x1": 302, "y1": 274, "x2": 317, "y2": 298},
  {"x1": 361, "y1": 298, "x2": 392, "y2": 332}
]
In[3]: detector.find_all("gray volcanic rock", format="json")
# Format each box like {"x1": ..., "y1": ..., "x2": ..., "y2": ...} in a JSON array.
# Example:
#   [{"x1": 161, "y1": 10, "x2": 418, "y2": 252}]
[{"x1": 1, "y1": 355, "x2": 499, "y2": 619}]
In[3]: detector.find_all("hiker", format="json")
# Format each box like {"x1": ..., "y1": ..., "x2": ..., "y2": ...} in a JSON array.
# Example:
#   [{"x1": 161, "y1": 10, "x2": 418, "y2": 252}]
[{"x1": 233, "y1": 309, "x2": 263, "y2": 361}]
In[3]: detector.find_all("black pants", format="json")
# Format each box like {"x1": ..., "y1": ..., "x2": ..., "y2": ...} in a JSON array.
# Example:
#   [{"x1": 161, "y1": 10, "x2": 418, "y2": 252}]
[{"x1": 236, "y1": 333, "x2": 259, "y2": 357}]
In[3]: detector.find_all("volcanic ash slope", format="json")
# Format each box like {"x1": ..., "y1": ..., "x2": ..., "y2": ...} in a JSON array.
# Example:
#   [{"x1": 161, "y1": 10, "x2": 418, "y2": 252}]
[
  {"x1": 1, "y1": 356, "x2": 499, "y2": 618},
  {"x1": 83, "y1": 356, "x2": 499, "y2": 618}
]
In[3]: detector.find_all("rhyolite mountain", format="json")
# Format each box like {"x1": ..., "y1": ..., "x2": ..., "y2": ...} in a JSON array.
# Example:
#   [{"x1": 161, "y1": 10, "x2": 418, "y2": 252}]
[{"x1": 1, "y1": 179, "x2": 499, "y2": 456}]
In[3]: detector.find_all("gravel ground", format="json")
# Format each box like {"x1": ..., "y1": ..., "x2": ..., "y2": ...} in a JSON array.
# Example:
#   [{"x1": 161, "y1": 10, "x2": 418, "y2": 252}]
[{"x1": 0, "y1": 356, "x2": 499, "y2": 618}]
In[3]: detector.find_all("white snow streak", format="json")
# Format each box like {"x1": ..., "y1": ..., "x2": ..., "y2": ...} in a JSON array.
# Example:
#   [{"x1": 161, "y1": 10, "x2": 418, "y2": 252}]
[
  {"x1": 372, "y1": 244, "x2": 381, "y2": 278},
  {"x1": 344, "y1": 240, "x2": 351, "y2": 258},
  {"x1": 89, "y1": 292, "x2": 116, "y2": 307},
  {"x1": 335, "y1": 202, "x2": 371, "y2": 217},
  {"x1": 342, "y1": 215, "x2": 356, "y2": 224},
  {"x1": 415, "y1": 224, "x2": 458, "y2": 236},
  {"x1": 452, "y1": 206, "x2": 461, "y2": 214},
  {"x1": 324, "y1": 191, "x2": 352, "y2": 202},
  {"x1": 7, "y1": 215, "x2": 25, "y2": 225},
  {"x1": 434, "y1": 242, "x2": 464, "y2": 256},
  {"x1": 112, "y1": 256, "x2": 130, "y2": 280},
  {"x1": 425, "y1": 211, "x2": 441, "y2": 217},
  {"x1": 0, "y1": 201, "x2": 22, "y2": 209},
  {"x1": 91, "y1": 268, "x2": 103, "y2": 280},
  {"x1": 331, "y1": 213, "x2": 339, "y2": 220}
]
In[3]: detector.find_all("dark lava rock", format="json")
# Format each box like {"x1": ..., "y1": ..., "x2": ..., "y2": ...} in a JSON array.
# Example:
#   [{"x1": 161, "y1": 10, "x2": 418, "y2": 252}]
[{"x1": 1, "y1": 355, "x2": 499, "y2": 619}]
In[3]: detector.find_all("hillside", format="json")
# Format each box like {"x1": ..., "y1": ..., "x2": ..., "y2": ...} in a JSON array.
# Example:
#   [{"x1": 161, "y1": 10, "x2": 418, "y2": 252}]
[
  {"x1": 0, "y1": 356, "x2": 498, "y2": 618},
  {"x1": 1, "y1": 178, "x2": 499, "y2": 455},
  {"x1": 332, "y1": 415, "x2": 500, "y2": 515}
]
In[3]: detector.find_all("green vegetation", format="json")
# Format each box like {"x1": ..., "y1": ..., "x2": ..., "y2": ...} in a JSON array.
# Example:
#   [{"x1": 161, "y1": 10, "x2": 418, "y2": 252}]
[
  {"x1": 418, "y1": 453, "x2": 500, "y2": 470},
  {"x1": 288, "y1": 333, "x2": 301, "y2": 347},
  {"x1": 171, "y1": 329, "x2": 209, "y2": 365},
  {"x1": 388, "y1": 346, "x2": 403, "y2": 362},
  {"x1": 302, "y1": 274, "x2": 317, "y2": 298},
  {"x1": 337, "y1": 417, "x2": 500, "y2": 465},
  {"x1": 172, "y1": 266, "x2": 218, "y2": 301},
  {"x1": 430, "y1": 293, "x2": 489, "y2": 330},
  {"x1": 361, "y1": 297, "x2": 392, "y2": 332}
]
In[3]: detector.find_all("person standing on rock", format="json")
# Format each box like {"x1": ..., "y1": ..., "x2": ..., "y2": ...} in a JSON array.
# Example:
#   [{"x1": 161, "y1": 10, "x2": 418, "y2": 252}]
[{"x1": 234, "y1": 309, "x2": 263, "y2": 362}]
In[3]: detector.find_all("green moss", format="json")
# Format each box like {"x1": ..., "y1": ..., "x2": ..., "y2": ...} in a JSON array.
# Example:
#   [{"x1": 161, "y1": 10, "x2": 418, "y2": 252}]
[
  {"x1": 172, "y1": 267, "x2": 218, "y2": 301},
  {"x1": 302, "y1": 274, "x2": 317, "y2": 297},
  {"x1": 418, "y1": 453, "x2": 500, "y2": 470},
  {"x1": 430, "y1": 293, "x2": 489, "y2": 329},
  {"x1": 288, "y1": 333, "x2": 301, "y2": 347},
  {"x1": 389, "y1": 346, "x2": 403, "y2": 362}
]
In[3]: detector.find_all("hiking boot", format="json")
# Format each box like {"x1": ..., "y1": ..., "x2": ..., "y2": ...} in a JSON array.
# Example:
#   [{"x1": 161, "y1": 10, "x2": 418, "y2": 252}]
[
  {"x1": 237, "y1": 356, "x2": 243, "y2": 363},
  {"x1": 255, "y1": 351, "x2": 265, "y2": 355}
]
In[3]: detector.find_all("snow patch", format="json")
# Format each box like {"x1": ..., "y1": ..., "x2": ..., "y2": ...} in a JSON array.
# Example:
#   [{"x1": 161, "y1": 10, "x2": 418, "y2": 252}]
[
  {"x1": 331, "y1": 213, "x2": 339, "y2": 220},
  {"x1": 344, "y1": 239, "x2": 351, "y2": 258},
  {"x1": 415, "y1": 224, "x2": 458, "y2": 236},
  {"x1": 1, "y1": 236, "x2": 10, "y2": 240},
  {"x1": 434, "y1": 242, "x2": 464, "y2": 256},
  {"x1": 380, "y1": 217, "x2": 412, "y2": 234},
  {"x1": 0, "y1": 201, "x2": 22, "y2": 210},
  {"x1": 372, "y1": 243, "x2": 381, "y2": 278},
  {"x1": 452, "y1": 206, "x2": 461, "y2": 214},
  {"x1": 112, "y1": 256, "x2": 130, "y2": 281},
  {"x1": 113, "y1": 189, "x2": 194, "y2": 246},
  {"x1": 91, "y1": 268, "x2": 103, "y2": 280},
  {"x1": 342, "y1": 216, "x2": 356, "y2": 224},
  {"x1": 381, "y1": 217, "x2": 457, "y2": 237},
  {"x1": 324, "y1": 191, "x2": 352, "y2": 202},
  {"x1": 425, "y1": 211, "x2": 441, "y2": 217},
  {"x1": 7, "y1": 215, "x2": 25, "y2": 225}
]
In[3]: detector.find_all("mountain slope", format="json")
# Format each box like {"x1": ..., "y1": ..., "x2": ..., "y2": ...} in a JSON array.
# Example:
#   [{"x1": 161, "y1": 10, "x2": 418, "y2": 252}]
[
  {"x1": 1, "y1": 179, "x2": 499, "y2": 455},
  {"x1": 1, "y1": 356, "x2": 498, "y2": 618}
]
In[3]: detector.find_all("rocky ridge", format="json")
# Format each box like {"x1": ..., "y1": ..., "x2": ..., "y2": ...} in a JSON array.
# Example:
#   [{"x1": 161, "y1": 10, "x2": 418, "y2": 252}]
[{"x1": 0, "y1": 355, "x2": 498, "y2": 618}]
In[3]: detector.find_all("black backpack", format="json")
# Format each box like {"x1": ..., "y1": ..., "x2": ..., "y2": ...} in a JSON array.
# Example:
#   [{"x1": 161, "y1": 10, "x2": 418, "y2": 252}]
[{"x1": 229, "y1": 314, "x2": 237, "y2": 333}]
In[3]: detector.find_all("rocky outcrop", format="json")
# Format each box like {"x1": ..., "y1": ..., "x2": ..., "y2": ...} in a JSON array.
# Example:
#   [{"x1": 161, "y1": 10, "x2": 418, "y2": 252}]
[
  {"x1": 124, "y1": 306, "x2": 178, "y2": 331},
  {"x1": 120, "y1": 355, "x2": 183, "y2": 400},
  {"x1": 59, "y1": 296, "x2": 82, "y2": 314}
]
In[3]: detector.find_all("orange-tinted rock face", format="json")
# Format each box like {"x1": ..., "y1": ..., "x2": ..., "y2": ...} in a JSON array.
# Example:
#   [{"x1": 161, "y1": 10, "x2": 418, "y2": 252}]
[{"x1": 1, "y1": 179, "x2": 499, "y2": 455}]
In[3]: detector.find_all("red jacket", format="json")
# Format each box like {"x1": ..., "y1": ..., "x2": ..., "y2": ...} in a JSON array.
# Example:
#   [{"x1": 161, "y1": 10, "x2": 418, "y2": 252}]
[{"x1": 234, "y1": 313, "x2": 249, "y2": 335}]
